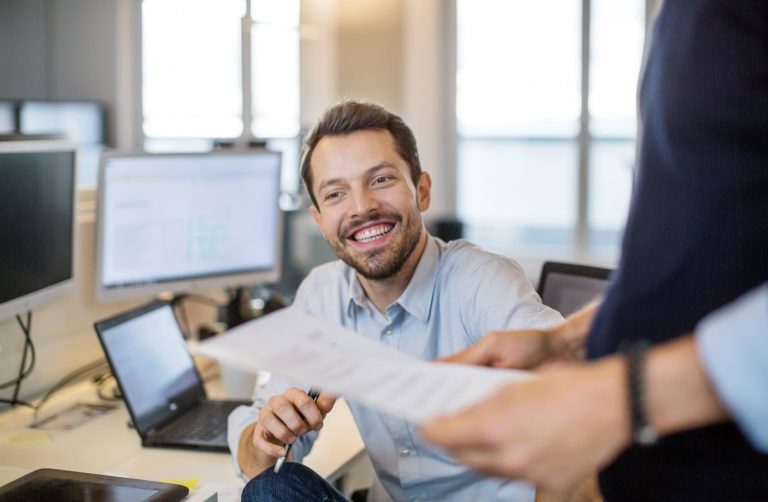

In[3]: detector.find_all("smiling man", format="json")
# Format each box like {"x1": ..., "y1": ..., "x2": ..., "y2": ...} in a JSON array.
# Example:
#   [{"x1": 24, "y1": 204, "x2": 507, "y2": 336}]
[{"x1": 229, "y1": 101, "x2": 563, "y2": 502}]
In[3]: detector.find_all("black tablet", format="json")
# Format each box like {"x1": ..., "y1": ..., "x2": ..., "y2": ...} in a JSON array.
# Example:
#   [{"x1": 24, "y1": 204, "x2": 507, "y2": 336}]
[{"x1": 0, "y1": 468, "x2": 189, "y2": 502}]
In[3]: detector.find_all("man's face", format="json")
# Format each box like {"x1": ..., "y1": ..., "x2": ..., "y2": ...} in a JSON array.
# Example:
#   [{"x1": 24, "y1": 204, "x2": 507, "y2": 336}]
[{"x1": 309, "y1": 129, "x2": 431, "y2": 281}]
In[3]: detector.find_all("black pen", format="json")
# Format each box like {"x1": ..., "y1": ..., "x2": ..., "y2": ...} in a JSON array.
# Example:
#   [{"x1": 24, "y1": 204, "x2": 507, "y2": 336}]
[{"x1": 274, "y1": 387, "x2": 321, "y2": 473}]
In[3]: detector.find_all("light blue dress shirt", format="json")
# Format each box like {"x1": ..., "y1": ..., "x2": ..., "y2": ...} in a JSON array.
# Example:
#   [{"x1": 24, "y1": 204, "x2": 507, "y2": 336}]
[
  {"x1": 229, "y1": 236, "x2": 563, "y2": 501},
  {"x1": 696, "y1": 282, "x2": 768, "y2": 453}
]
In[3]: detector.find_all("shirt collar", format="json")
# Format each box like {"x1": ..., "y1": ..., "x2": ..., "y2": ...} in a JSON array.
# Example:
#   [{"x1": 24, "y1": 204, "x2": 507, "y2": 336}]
[{"x1": 345, "y1": 235, "x2": 440, "y2": 322}]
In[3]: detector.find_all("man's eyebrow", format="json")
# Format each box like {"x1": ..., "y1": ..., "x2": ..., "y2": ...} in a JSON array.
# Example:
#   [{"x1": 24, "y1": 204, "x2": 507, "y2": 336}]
[
  {"x1": 316, "y1": 162, "x2": 397, "y2": 193},
  {"x1": 316, "y1": 177, "x2": 347, "y2": 193},
  {"x1": 365, "y1": 162, "x2": 398, "y2": 176}
]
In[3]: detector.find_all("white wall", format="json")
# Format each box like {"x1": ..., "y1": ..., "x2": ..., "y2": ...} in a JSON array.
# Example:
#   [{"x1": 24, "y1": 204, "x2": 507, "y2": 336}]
[
  {"x1": 299, "y1": 0, "x2": 456, "y2": 222},
  {"x1": 401, "y1": 0, "x2": 456, "y2": 221},
  {"x1": 300, "y1": 0, "x2": 339, "y2": 129},
  {"x1": 336, "y1": 0, "x2": 402, "y2": 111}
]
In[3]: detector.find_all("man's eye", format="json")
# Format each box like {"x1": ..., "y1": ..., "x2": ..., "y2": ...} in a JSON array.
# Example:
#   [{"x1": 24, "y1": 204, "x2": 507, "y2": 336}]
[
  {"x1": 374, "y1": 176, "x2": 390, "y2": 184},
  {"x1": 325, "y1": 191, "x2": 340, "y2": 200}
]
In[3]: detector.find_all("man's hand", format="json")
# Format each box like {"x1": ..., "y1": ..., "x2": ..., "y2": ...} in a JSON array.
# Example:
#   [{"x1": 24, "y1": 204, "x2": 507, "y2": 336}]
[
  {"x1": 420, "y1": 357, "x2": 631, "y2": 494},
  {"x1": 439, "y1": 329, "x2": 569, "y2": 370},
  {"x1": 237, "y1": 388, "x2": 336, "y2": 478}
]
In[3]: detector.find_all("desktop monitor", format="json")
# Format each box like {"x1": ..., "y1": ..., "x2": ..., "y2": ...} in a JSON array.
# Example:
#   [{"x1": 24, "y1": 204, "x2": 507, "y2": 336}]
[
  {"x1": 95, "y1": 150, "x2": 283, "y2": 302},
  {"x1": 19, "y1": 100, "x2": 105, "y2": 145},
  {"x1": 19, "y1": 100, "x2": 106, "y2": 187},
  {"x1": 0, "y1": 141, "x2": 78, "y2": 321}
]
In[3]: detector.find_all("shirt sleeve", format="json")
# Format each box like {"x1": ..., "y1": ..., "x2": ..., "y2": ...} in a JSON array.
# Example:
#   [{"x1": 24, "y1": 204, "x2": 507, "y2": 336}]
[
  {"x1": 695, "y1": 282, "x2": 768, "y2": 453},
  {"x1": 460, "y1": 254, "x2": 564, "y2": 342},
  {"x1": 226, "y1": 279, "x2": 321, "y2": 479}
]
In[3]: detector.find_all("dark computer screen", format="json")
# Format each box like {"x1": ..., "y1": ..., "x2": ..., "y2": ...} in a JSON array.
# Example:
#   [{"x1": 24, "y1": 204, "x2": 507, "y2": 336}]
[
  {"x1": 19, "y1": 100, "x2": 106, "y2": 187},
  {"x1": 0, "y1": 143, "x2": 76, "y2": 320}
]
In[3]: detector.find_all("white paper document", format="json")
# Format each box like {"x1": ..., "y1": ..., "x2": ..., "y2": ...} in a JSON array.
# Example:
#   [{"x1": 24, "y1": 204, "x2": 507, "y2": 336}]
[{"x1": 191, "y1": 307, "x2": 531, "y2": 423}]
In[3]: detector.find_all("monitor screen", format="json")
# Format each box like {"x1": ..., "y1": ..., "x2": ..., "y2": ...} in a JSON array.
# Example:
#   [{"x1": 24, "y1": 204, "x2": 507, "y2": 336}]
[
  {"x1": 95, "y1": 150, "x2": 283, "y2": 302},
  {"x1": 0, "y1": 141, "x2": 77, "y2": 321},
  {"x1": 19, "y1": 100, "x2": 105, "y2": 144}
]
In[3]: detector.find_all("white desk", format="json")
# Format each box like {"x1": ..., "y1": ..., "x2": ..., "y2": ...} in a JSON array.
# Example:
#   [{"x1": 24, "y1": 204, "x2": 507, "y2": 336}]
[{"x1": 0, "y1": 377, "x2": 366, "y2": 500}]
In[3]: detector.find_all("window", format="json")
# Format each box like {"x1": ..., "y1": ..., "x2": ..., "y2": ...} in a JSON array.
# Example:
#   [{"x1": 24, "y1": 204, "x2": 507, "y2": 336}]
[
  {"x1": 142, "y1": 0, "x2": 245, "y2": 144},
  {"x1": 141, "y1": 0, "x2": 301, "y2": 193},
  {"x1": 456, "y1": 0, "x2": 646, "y2": 261},
  {"x1": 250, "y1": 0, "x2": 300, "y2": 138}
]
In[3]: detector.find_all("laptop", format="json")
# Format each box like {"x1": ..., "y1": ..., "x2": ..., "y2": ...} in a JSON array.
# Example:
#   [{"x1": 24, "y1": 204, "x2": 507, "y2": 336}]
[{"x1": 94, "y1": 300, "x2": 249, "y2": 452}]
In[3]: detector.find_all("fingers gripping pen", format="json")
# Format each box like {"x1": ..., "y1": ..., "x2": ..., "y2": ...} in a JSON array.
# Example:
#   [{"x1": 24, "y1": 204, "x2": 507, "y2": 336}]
[{"x1": 273, "y1": 387, "x2": 321, "y2": 473}]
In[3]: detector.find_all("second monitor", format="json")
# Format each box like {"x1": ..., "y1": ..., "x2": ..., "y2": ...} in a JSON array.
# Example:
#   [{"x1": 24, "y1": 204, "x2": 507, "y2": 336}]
[{"x1": 95, "y1": 150, "x2": 282, "y2": 302}]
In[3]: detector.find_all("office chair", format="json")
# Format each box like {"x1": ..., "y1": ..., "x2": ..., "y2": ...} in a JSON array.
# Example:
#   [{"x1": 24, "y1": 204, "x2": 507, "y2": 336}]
[{"x1": 537, "y1": 261, "x2": 613, "y2": 317}]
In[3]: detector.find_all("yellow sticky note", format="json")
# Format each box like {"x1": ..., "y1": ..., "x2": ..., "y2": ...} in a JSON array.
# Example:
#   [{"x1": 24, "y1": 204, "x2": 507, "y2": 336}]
[
  {"x1": 160, "y1": 476, "x2": 199, "y2": 490},
  {"x1": 4, "y1": 429, "x2": 52, "y2": 446}
]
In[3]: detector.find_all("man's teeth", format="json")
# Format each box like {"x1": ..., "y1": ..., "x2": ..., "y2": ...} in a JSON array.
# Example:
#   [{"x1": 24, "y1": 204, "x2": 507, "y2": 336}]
[{"x1": 354, "y1": 224, "x2": 393, "y2": 243}]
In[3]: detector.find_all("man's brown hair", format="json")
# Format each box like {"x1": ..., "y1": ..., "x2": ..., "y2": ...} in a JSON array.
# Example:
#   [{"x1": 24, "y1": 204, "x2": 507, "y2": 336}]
[{"x1": 300, "y1": 100, "x2": 422, "y2": 209}]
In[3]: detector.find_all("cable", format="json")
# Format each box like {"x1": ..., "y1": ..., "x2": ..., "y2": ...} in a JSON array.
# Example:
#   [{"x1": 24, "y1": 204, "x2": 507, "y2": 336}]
[
  {"x1": 11, "y1": 312, "x2": 34, "y2": 402},
  {"x1": 0, "y1": 312, "x2": 35, "y2": 399},
  {"x1": 0, "y1": 313, "x2": 34, "y2": 389},
  {"x1": 0, "y1": 398, "x2": 35, "y2": 409},
  {"x1": 0, "y1": 312, "x2": 114, "y2": 414},
  {"x1": 95, "y1": 373, "x2": 121, "y2": 401},
  {"x1": 32, "y1": 359, "x2": 109, "y2": 419}
]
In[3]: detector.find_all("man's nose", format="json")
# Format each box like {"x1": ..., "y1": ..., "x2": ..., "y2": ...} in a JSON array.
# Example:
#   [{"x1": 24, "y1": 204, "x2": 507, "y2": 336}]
[{"x1": 349, "y1": 187, "x2": 379, "y2": 217}]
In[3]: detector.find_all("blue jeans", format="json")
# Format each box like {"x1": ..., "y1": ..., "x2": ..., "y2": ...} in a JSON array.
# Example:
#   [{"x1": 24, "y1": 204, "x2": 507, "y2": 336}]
[{"x1": 241, "y1": 462, "x2": 349, "y2": 502}]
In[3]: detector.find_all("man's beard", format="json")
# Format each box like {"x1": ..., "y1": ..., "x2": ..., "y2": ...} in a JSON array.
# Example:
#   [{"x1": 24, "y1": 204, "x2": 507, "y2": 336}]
[{"x1": 328, "y1": 209, "x2": 423, "y2": 281}]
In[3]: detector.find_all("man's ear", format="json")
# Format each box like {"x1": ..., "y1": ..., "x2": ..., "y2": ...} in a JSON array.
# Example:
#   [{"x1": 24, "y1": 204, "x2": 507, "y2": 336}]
[
  {"x1": 417, "y1": 172, "x2": 432, "y2": 212},
  {"x1": 310, "y1": 204, "x2": 322, "y2": 226}
]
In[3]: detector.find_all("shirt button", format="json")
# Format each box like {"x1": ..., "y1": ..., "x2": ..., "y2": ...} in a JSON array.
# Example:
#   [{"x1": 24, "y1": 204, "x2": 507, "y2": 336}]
[
  {"x1": 399, "y1": 447, "x2": 411, "y2": 457},
  {"x1": 383, "y1": 329, "x2": 393, "y2": 337}
]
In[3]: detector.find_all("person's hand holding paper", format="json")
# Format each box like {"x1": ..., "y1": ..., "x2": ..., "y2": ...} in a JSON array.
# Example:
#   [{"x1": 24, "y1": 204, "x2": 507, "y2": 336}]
[{"x1": 191, "y1": 307, "x2": 532, "y2": 424}]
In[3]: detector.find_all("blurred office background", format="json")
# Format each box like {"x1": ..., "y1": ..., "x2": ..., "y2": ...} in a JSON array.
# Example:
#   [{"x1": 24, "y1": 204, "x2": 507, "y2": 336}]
[
  {"x1": 0, "y1": 0, "x2": 659, "y2": 398},
  {"x1": 0, "y1": 0, "x2": 660, "y2": 266}
]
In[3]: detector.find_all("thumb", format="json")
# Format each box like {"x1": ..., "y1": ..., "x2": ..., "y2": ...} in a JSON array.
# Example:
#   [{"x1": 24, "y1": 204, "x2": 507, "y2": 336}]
[{"x1": 316, "y1": 392, "x2": 337, "y2": 415}]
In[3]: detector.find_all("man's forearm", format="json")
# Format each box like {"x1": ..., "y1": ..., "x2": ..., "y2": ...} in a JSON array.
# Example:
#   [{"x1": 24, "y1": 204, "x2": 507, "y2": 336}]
[
  {"x1": 645, "y1": 336, "x2": 729, "y2": 437},
  {"x1": 237, "y1": 422, "x2": 278, "y2": 478}
]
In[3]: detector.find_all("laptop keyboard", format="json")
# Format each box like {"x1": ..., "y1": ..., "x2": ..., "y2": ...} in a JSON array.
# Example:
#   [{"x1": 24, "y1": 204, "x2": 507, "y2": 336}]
[{"x1": 159, "y1": 401, "x2": 238, "y2": 441}]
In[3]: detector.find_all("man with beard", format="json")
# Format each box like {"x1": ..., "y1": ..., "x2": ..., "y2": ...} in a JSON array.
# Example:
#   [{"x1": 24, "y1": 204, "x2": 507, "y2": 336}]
[{"x1": 229, "y1": 100, "x2": 563, "y2": 501}]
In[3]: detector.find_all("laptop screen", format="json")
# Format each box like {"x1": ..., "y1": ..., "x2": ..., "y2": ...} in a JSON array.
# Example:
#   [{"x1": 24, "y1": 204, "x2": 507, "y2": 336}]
[{"x1": 97, "y1": 303, "x2": 203, "y2": 433}]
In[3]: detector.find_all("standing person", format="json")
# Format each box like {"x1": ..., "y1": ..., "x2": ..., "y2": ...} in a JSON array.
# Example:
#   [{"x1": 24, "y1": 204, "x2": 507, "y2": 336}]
[
  {"x1": 421, "y1": 1, "x2": 768, "y2": 500},
  {"x1": 229, "y1": 100, "x2": 563, "y2": 501}
]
